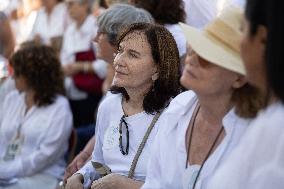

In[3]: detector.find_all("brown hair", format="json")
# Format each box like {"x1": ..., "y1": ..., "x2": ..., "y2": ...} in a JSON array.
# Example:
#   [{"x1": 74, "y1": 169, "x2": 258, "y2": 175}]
[
  {"x1": 10, "y1": 44, "x2": 65, "y2": 107},
  {"x1": 111, "y1": 23, "x2": 181, "y2": 113},
  {"x1": 131, "y1": 0, "x2": 185, "y2": 24},
  {"x1": 232, "y1": 83, "x2": 265, "y2": 118}
]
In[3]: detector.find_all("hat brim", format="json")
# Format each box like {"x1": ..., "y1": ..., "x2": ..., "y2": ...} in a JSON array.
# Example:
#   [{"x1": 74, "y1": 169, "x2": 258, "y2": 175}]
[{"x1": 179, "y1": 22, "x2": 245, "y2": 75}]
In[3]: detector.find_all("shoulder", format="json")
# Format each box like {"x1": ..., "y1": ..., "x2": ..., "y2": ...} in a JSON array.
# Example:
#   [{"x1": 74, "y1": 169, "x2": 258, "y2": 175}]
[
  {"x1": 97, "y1": 93, "x2": 122, "y2": 115},
  {"x1": 4, "y1": 90, "x2": 21, "y2": 104},
  {"x1": 44, "y1": 95, "x2": 71, "y2": 113},
  {"x1": 166, "y1": 90, "x2": 197, "y2": 115}
]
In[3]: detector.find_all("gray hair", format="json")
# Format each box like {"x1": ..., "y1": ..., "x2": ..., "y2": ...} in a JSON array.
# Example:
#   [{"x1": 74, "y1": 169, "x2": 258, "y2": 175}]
[{"x1": 97, "y1": 3, "x2": 154, "y2": 45}]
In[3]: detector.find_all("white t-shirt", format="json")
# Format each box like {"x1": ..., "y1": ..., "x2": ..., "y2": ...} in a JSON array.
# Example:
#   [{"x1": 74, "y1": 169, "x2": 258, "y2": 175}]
[
  {"x1": 0, "y1": 91, "x2": 73, "y2": 179},
  {"x1": 77, "y1": 93, "x2": 163, "y2": 188},
  {"x1": 141, "y1": 91, "x2": 251, "y2": 189},
  {"x1": 207, "y1": 102, "x2": 284, "y2": 189},
  {"x1": 30, "y1": 2, "x2": 70, "y2": 45}
]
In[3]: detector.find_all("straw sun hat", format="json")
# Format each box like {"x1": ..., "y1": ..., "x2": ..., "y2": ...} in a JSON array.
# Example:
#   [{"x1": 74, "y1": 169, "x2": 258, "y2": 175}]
[{"x1": 180, "y1": 6, "x2": 245, "y2": 75}]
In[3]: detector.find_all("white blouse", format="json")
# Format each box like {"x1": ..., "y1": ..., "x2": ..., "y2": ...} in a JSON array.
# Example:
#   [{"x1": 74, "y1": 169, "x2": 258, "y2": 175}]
[
  {"x1": 0, "y1": 90, "x2": 72, "y2": 179},
  {"x1": 77, "y1": 93, "x2": 163, "y2": 189},
  {"x1": 30, "y1": 2, "x2": 70, "y2": 45},
  {"x1": 141, "y1": 91, "x2": 251, "y2": 189},
  {"x1": 207, "y1": 102, "x2": 284, "y2": 189}
]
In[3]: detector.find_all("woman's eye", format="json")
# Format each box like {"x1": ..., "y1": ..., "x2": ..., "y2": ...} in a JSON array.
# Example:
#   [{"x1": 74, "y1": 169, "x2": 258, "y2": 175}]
[{"x1": 129, "y1": 52, "x2": 138, "y2": 58}]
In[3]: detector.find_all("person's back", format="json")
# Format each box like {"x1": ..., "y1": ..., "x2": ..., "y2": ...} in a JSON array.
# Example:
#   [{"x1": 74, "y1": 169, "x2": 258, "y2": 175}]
[{"x1": 0, "y1": 44, "x2": 73, "y2": 189}]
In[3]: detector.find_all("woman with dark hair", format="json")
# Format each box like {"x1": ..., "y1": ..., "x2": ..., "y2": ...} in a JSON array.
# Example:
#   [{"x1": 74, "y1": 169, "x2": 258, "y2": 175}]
[
  {"x1": 0, "y1": 44, "x2": 72, "y2": 189},
  {"x1": 207, "y1": 0, "x2": 284, "y2": 188},
  {"x1": 65, "y1": 22, "x2": 181, "y2": 189},
  {"x1": 62, "y1": 4, "x2": 154, "y2": 184},
  {"x1": 130, "y1": 0, "x2": 187, "y2": 58}
]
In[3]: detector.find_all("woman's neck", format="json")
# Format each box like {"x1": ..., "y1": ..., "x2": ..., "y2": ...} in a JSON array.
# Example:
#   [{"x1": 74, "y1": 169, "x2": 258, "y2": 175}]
[
  {"x1": 76, "y1": 14, "x2": 88, "y2": 29},
  {"x1": 45, "y1": 4, "x2": 56, "y2": 15},
  {"x1": 25, "y1": 90, "x2": 36, "y2": 113},
  {"x1": 122, "y1": 85, "x2": 151, "y2": 116},
  {"x1": 198, "y1": 92, "x2": 233, "y2": 126}
]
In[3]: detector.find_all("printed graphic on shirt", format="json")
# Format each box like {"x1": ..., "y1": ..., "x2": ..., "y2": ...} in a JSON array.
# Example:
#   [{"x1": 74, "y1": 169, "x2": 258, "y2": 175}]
[{"x1": 103, "y1": 121, "x2": 119, "y2": 150}]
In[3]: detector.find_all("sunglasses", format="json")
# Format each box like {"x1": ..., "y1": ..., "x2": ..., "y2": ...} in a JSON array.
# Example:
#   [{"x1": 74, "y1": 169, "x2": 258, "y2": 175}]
[{"x1": 119, "y1": 115, "x2": 129, "y2": 155}]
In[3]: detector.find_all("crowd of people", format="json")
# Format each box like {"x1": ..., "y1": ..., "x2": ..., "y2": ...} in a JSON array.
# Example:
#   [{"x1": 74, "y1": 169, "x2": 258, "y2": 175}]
[{"x1": 0, "y1": 0, "x2": 283, "y2": 189}]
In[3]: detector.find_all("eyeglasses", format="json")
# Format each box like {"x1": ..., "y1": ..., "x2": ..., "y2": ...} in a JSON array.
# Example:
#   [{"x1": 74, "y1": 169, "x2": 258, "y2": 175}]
[{"x1": 119, "y1": 115, "x2": 129, "y2": 155}]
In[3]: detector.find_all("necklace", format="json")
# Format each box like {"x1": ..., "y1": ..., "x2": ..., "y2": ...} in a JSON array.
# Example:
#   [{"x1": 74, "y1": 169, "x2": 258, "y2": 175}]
[{"x1": 185, "y1": 103, "x2": 224, "y2": 189}]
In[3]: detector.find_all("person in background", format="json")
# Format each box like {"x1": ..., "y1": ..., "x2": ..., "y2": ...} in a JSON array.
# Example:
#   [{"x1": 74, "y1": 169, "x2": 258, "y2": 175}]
[
  {"x1": 141, "y1": 6, "x2": 264, "y2": 189},
  {"x1": 61, "y1": 0, "x2": 107, "y2": 155},
  {"x1": 65, "y1": 22, "x2": 181, "y2": 189},
  {"x1": 9, "y1": 0, "x2": 41, "y2": 47},
  {"x1": 0, "y1": 11, "x2": 15, "y2": 118},
  {"x1": 130, "y1": 0, "x2": 186, "y2": 59},
  {"x1": 0, "y1": 44, "x2": 72, "y2": 189},
  {"x1": 62, "y1": 3, "x2": 154, "y2": 183},
  {"x1": 29, "y1": 0, "x2": 70, "y2": 52},
  {"x1": 207, "y1": 0, "x2": 284, "y2": 188},
  {"x1": 183, "y1": 0, "x2": 219, "y2": 28}
]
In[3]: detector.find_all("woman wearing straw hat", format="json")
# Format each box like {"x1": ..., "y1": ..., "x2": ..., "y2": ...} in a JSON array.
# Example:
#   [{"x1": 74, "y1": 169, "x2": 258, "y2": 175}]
[
  {"x1": 206, "y1": 0, "x2": 284, "y2": 188},
  {"x1": 141, "y1": 6, "x2": 264, "y2": 189}
]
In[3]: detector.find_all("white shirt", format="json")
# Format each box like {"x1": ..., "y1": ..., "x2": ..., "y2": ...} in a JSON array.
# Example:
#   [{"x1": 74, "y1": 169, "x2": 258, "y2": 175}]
[
  {"x1": 207, "y1": 102, "x2": 284, "y2": 189},
  {"x1": 0, "y1": 91, "x2": 73, "y2": 179},
  {"x1": 77, "y1": 93, "x2": 163, "y2": 188},
  {"x1": 30, "y1": 2, "x2": 69, "y2": 45},
  {"x1": 61, "y1": 15, "x2": 107, "y2": 100},
  {"x1": 141, "y1": 91, "x2": 250, "y2": 189},
  {"x1": 183, "y1": 0, "x2": 218, "y2": 29},
  {"x1": 165, "y1": 24, "x2": 187, "y2": 57}
]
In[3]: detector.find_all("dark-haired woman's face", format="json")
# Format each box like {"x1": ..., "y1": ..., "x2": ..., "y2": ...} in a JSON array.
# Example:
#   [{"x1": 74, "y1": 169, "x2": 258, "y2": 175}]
[
  {"x1": 240, "y1": 19, "x2": 267, "y2": 92},
  {"x1": 113, "y1": 31, "x2": 157, "y2": 91}
]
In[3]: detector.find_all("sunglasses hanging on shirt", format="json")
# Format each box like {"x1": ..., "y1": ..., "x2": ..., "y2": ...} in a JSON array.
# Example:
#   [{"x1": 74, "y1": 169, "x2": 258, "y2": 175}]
[{"x1": 119, "y1": 115, "x2": 129, "y2": 155}]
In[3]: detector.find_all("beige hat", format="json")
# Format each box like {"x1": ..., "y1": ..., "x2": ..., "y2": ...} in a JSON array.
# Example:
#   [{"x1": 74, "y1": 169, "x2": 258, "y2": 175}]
[{"x1": 180, "y1": 6, "x2": 245, "y2": 75}]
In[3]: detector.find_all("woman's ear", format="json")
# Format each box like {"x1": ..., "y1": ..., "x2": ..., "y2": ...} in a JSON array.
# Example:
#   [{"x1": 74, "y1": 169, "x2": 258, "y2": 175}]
[{"x1": 232, "y1": 75, "x2": 247, "y2": 89}]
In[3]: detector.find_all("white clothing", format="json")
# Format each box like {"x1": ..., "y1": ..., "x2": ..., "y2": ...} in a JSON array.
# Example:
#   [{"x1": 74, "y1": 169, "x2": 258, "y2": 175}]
[
  {"x1": 0, "y1": 173, "x2": 58, "y2": 189},
  {"x1": 141, "y1": 91, "x2": 250, "y2": 189},
  {"x1": 30, "y1": 3, "x2": 70, "y2": 45},
  {"x1": 0, "y1": 91, "x2": 72, "y2": 180},
  {"x1": 77, "y1": 93, "x2": 163, "y2": 189},
  {"x1": 207, "y1": 102, "x2": 284, "y2": 189},
  {"x1": 61, "y1": 15, "x2": 107, "y2": 100},
  {"x1": 0, "y1": 77, "x2": 15, "y2": 120},
  {"x1": 230, "y1": 0, "x2": 246, "y2": 8},
  {"x1": 165, "y1": 24, "x2": 187, "y2": 57},
  {"x1": 183, "y1": 0, "x2": 218, "y2": 29},
  {"x1": 11, "y1": 10, "x2": 38, "y2": 46}
]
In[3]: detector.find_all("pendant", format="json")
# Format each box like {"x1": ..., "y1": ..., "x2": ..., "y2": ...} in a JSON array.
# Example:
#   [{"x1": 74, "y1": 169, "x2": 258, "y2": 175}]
[
  {"x1": 3, "y1": 136, "x2": 23, "y2": 161},
  {"x1": 182, "y1": 164, "x2": 201, "y2": 189}
]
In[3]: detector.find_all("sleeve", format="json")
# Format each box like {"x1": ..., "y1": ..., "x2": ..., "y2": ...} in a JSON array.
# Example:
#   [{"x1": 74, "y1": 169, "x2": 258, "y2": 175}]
[
  {"x1": 0, "y1": 98, "x2": 73, "y2": 179},
  {"x1": 92, "y1": 59, "x2": 108, "y2": 79},
  {"x1": 76, "y1": 101, "x2": 107, "y2": 188}
]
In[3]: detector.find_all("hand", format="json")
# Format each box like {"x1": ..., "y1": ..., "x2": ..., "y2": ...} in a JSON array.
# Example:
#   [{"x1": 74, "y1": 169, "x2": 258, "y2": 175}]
[
  {"x1": 63, "y1": 151, "x2": 90, "y2": 184},
  {"x1": 65, "y1": 174, "x2": 84, "y2": 189},
  {"x1": 63, "y1": 63, "x2": 81, "y2": 76},
  {"x1": 91, "y1": 174, "x2": 125, "y2": 189}
]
